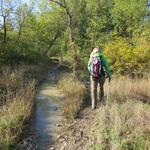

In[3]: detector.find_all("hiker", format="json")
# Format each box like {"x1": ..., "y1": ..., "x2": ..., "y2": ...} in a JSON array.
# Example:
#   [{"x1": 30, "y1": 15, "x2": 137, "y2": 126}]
[{"x1": 88, "y1": 47, "x2": 111, "y2": 109}]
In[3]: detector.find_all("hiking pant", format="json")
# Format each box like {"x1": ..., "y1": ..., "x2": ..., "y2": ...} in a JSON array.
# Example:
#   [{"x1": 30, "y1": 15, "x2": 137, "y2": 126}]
[{"x1": 90, "y1": 76, "x2": 105, "y2": 109}]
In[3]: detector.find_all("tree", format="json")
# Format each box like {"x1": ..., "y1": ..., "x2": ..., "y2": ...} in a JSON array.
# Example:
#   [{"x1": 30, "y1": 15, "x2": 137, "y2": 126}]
[
  {"x1": 35, "y1": 3, "x2": 66, "y2": 55},
  {"x1": 85, "y1": 0, "x2": 114, "y2": 49},
  {"x1": 77, "y1": 0, "x2": 89, "y2": 52},
  {"x1": 49, "y1": 0, "x2": 81, "y2": 74},
  {"x1": 15, "y1": 3, "x2": 31, "y2": 43},
  {"x1": 112, "y1": 0, "x2": 147, "y2": 38},
  {"x1": 0, "y1": 0, "x2": 19, "y2": 44}
]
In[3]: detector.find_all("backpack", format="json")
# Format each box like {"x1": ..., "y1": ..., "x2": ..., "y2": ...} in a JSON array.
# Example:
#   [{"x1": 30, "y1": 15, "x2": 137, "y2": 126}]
[{"x1": 91, "y1": 57, "x2": 102, "y2": 79}]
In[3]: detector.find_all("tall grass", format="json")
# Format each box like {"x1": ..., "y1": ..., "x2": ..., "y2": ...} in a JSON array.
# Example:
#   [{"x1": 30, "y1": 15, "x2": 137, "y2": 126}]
[
  {"x1": 0, "y1": 64, "x2": 47, "y2": 149},
  {"x1": 106, "y1": 76, "x2": 150, "y2": 103},
  {"x1": 58, "y1": 74, "x2": 85, "y2": 120},
  {"x1": 92, "y1": 77, "x2": 150, "y2": 150},
  {"x1": 0, "y1": 81, "x2": 36, "y2": 149}
]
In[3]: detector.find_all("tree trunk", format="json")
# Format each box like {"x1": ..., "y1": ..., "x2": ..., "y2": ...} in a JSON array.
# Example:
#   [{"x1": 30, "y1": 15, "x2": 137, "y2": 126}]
[
  {"x1": 49, "y1": 0, "x2": 78, "y2": 74},
  {"x1": 3, "y1": 16, "x2": 7, "y2": 44},
  {"x1": 16, "y1": 26, "x2": 21, "y2": 43},
  {"x1": 68, "y1": 15, "x2": 78, "y2": 75},
  {"x1": 43, "y1": 31, "x2": 60, "y2": 56},
  {"x1": 16, "y1": 20, "x2": 25, "y2": 43}
]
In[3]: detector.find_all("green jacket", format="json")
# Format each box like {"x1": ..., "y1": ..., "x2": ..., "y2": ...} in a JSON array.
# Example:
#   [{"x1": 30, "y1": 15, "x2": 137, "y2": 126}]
[{"x1": 88, "y1": 51, "x2": 111, "y2": 77}]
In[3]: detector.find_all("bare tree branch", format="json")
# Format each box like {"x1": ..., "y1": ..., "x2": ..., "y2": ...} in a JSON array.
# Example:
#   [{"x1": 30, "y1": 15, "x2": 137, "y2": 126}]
[
  {"x1": 49, "y1": 0, "x2": 65, "y2": 8},
  {"x1": 49, "y1": 0, "x2": 71, "y2": 17},
  {"x1": 62, "y1": 0, "x2": 71, "y2": 17}
]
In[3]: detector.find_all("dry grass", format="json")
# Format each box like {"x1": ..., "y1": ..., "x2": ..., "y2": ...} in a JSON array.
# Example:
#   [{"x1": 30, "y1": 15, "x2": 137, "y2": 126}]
[
  {"x1": 0, "y1": 64, "x2": 47, "y2": 149},
  {"x1": 92, "y1": 77, "x2": 150, "y2": 150},
  {"x1": 58, "y1": 74, "x2": 85, "y2": 120},
  {"x1": 0, "y1": 81, "x2": 36, "y2": 149},
  {"x1": 107, "y1": 76, "x2": 150, "y2": 103}
]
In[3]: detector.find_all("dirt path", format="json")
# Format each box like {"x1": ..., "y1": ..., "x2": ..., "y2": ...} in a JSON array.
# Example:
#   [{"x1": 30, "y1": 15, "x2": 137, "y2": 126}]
[
  {"x1": 19, "y1": 65, "x2": 64, "y2": 150},
  {"x1": 19, "y1": 64, "x2": 95, "y2": 150},
  {"x1": 53, "y1": 107, "x2": 97, "y2": 150},
  {"x1": 33, "y1": 67, "x2": 64, "y2": 149}
]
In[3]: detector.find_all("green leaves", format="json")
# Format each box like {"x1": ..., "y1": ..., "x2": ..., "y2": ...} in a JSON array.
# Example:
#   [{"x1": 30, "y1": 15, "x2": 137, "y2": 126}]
[
  {"x1": 112, "y1": 0, "x2": 147, "y2": 37},
  {"x1": 0, "y1": 0, "x2": 149, "y2": 72}
]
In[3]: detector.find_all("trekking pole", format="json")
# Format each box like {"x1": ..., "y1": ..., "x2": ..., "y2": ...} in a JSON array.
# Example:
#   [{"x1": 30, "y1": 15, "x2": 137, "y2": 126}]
[{"x1": 106, "y1": 77, "x2": 111, "y2": 105}]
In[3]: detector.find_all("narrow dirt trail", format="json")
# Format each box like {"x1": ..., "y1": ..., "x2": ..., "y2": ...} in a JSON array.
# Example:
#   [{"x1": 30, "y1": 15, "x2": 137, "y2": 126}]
[
  {"x1": 33, "y1": 66, "x2": 64, "y2": 149},
  {"x1": 19, "y1": 65, "x2": 94, "y2": 150}
]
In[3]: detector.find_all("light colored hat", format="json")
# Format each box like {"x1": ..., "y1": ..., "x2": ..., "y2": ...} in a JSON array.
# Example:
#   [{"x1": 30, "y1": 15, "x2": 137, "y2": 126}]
[
  {"x1": 92, "y1": 47, "x2": 100, "y2": 54},
  {"x1": 90, "y1": 47, "x2": 101, "y2": 58}
]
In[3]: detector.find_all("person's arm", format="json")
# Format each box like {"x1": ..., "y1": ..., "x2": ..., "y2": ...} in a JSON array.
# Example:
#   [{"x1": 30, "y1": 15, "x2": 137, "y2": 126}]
[{"x1": 101, "y1": 56, "x2": 111, "y2": 77}]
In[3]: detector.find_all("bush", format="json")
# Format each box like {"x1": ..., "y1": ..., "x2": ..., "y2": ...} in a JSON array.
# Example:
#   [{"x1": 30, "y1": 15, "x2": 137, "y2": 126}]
[
  {"x1": 58, "y1": 74, "x2": 85, "y2": 120},
  {"x1": 104, "y1": 37, "x2": 150, "y2": 73}
]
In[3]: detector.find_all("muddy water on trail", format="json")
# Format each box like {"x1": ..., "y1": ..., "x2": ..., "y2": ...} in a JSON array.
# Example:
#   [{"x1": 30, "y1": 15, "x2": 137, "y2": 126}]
[{"x1": 34, "y1": 69, "x2": 63, "y2": 149}]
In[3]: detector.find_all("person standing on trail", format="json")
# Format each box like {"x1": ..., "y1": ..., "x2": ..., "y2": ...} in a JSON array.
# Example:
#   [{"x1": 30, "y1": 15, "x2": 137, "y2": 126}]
[{"x1": 88, "y1": 47, "x2": 111, "y2": 109}]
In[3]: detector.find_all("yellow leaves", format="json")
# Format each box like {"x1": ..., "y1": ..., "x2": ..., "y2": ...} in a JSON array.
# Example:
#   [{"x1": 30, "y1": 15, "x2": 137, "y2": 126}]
[{"x1": 104, "y1": 37, "x2": 150, "y2": 73}]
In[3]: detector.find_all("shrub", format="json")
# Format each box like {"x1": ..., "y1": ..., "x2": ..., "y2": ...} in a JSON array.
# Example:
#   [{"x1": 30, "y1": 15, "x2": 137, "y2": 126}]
[{"x1": 104, "y1": 37, "x2": 150, "y2": 73}]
